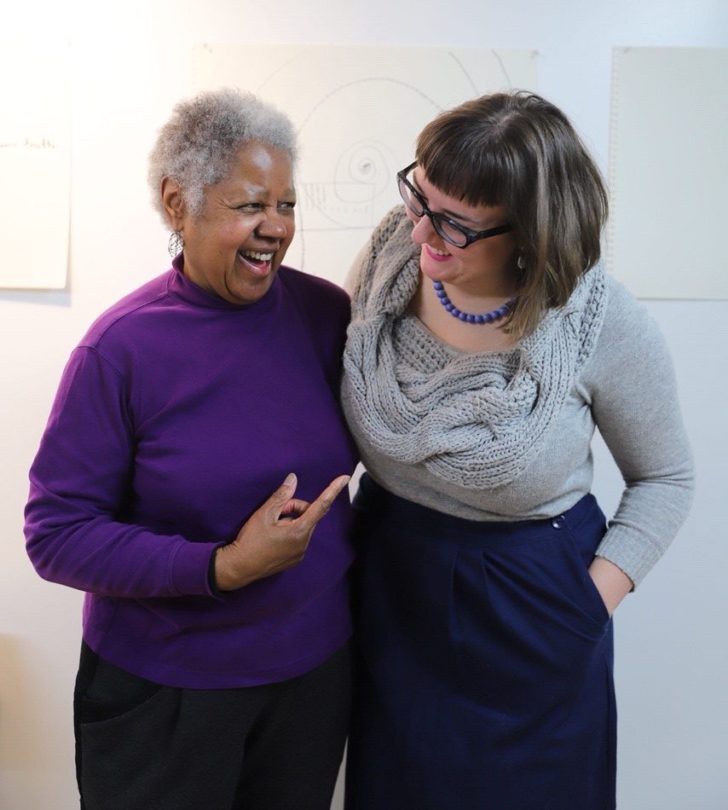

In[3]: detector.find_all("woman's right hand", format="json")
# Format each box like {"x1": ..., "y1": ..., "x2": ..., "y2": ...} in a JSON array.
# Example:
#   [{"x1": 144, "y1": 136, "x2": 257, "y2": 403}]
[{"x1": 213, "y1": 473, "x2": 351, "y2": 591}]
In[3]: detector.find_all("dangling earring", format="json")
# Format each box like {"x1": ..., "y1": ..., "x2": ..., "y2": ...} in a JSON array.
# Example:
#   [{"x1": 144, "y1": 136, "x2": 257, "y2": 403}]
[
  {"x1": 517, "y1": 253, "x2": 526, "y2": 270},
  {"x1": 168, "y1": 230, "x2": 184, "y2": 257}
]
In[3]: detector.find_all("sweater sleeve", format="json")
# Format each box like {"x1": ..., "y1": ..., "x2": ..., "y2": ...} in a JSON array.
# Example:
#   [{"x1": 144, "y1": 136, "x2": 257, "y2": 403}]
[
  {"x1": 24, "y1": 346, "x2": 219, "y2": 598},
  {"x1": 585, "y1": 280, "x2": 694, "y2": 585}
]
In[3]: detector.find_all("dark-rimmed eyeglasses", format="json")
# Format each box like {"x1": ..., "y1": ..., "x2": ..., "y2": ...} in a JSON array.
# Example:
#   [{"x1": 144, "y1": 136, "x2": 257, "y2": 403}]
[{"x1": 396, "y1": 161, "x2": 513, "y2": 249}]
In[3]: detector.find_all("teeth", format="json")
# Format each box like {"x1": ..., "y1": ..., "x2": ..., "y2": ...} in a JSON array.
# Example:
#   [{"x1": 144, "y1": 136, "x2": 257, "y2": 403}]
[
  {"x1": 241, "y1": 250, "x2": 274, "y2": 261},
  {"x1": 429, "y1": 246, "x2": 450, "y2": 256}
]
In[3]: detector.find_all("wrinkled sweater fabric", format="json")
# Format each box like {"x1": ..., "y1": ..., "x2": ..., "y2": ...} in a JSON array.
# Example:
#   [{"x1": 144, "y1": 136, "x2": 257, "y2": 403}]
[
  {"x1": 342, "y1": 207, "x2": 693, "y2": 585},
  {"x1": 25, "y1": 260, "x2": 357, "y2": 688}
]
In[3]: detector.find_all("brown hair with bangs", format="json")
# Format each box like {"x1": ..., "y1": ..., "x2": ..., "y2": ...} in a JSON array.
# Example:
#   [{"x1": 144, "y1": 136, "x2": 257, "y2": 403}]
[{"x1": 415, "y1": 91, "x2": 608, "y2": 338}]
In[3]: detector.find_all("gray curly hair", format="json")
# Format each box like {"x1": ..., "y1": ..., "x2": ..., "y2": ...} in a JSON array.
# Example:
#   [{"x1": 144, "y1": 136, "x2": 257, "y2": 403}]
[{"x1": 148, "y1": 88, "x2": 298, "y2": 224}]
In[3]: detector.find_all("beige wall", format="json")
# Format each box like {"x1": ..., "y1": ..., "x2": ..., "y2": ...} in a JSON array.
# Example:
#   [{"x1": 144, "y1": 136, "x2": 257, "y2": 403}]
[{"x1": 2, "y1": 1, "x2": 726, "y2": 808}]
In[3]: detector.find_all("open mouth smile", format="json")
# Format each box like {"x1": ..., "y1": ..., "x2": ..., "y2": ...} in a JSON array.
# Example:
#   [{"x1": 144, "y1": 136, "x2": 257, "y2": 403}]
[
  {"x1": 238, "y1": 249, "x2": 275, "y2": 275},
  {"x1": 424, "y1": 244, "x2": 452, "y2": 262}
]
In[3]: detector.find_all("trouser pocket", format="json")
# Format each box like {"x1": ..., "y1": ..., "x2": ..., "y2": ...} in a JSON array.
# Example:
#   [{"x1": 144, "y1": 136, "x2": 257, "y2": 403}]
[{"x1": 74, "y1": 642, "x2": 165, "y2": 725}]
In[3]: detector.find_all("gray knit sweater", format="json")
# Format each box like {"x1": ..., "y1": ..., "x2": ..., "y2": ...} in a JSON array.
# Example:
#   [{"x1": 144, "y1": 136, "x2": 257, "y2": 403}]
[{"x1": 341, "y1": 208, "x2": 694, "y2": 585}]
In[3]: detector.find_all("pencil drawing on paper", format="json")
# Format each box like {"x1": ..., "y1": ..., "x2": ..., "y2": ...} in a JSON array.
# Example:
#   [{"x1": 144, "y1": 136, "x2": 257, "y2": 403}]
[{"x1": 193, "y1": 45, "x2": 537, "y2": 283}]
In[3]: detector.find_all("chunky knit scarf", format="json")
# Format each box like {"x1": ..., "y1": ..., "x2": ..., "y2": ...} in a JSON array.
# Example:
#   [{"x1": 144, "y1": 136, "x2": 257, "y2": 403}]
[{"x1": 342, "y1": 207, "x2": 609, "y2": 490}]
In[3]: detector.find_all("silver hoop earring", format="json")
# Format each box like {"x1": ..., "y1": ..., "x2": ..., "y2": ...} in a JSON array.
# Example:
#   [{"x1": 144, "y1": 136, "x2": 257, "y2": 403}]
[
  {"x1": 168, "y1": 230, "x2": 184, "y2": 257},
  {"x1": 516, "y1": 253, "x2": 526, "y2": 270}
]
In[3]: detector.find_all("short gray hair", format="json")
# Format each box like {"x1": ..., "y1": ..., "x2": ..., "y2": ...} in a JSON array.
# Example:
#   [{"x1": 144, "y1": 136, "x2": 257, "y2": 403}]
[{"x1": 148, "y1": 88, "x2": 298, "y2": 224}]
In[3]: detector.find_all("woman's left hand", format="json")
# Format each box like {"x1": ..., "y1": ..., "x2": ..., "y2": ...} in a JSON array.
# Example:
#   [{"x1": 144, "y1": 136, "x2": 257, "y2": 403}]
[{"x1": 588, "y1": 557, "x2": 634, "y2": 616}]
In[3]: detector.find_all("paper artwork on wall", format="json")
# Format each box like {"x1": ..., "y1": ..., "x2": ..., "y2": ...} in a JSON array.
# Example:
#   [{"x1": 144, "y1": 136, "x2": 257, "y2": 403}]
[
  {"x1": 608, "y1": 47, "x2": 728, "y2": 299},
  {"x1": 0, "y1": 43, "x2": 71, "y2": 290},
  {"x1": 193, "y1": 44, "x2": 537, "y2": 286}
]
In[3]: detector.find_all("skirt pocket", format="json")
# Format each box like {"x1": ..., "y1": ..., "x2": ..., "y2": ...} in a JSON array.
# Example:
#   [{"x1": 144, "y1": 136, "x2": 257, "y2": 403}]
[{"x1": 450, "y1": 522, "x2": 611, "y2": 725}]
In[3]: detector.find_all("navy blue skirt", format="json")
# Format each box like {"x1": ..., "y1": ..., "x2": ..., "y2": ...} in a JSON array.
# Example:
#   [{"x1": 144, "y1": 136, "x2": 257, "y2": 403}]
[{"x1": 345, "y1": 475, "x2": 616, "y2": 810}]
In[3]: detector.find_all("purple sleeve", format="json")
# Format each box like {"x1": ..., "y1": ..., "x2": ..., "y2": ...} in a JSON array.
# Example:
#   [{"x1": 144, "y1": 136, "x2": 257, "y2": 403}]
[{"x1": 24, "y1": 347, "x2": 218, "y2": 598}]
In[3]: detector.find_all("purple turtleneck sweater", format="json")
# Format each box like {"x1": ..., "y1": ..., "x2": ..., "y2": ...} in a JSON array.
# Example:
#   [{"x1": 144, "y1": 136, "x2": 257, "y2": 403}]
[{"x1": 25, "y1": 261, "x2": 357, "y2": 688}]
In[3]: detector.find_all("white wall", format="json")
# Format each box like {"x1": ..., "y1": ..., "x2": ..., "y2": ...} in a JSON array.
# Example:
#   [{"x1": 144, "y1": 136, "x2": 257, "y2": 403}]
[{"x1": 2, "y1": 2, "x2": 726, "y2": 808}]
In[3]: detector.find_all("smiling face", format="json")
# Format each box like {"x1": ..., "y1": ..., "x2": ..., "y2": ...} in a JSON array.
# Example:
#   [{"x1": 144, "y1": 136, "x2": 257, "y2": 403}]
[
  {"x1": 164, "y1": 140, "x2": 296, "y2": 305},
  {"x1": 407, "y1": 167, "x2": 517, "y2": 298}
]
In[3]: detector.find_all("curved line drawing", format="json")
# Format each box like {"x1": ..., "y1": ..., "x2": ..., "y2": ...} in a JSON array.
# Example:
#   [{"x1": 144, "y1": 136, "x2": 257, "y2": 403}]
[
  {"x1": 446, "y1": 51, "x2": 480, "y2": 96},
  {"x1": 193, "y1": 44, "x2": 538, "y2": 279},
  {"x1": 293, "y1": 78, "x2": 445, "y2": 235},
  {"x1": 333, "y1": 139, "x2": 393, "y2": 201},
  {"x1": 296, "y1": 76, "x2": 444, "y2": 133},
  {"x1": 491, "y1": 50, "x2": 512, "y2": 87},
  {"x1": 296, "y1": 139, "x2": 395, "y2": 230},
  {"x1": 253, "y1": 51, "x2": 309, "y2": 94}
]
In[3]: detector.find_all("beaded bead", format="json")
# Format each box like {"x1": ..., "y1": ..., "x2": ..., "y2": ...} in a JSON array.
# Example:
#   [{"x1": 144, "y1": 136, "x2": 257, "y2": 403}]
[{"x1": 432, "y1": 280, "x2": 515, "y2": 325}]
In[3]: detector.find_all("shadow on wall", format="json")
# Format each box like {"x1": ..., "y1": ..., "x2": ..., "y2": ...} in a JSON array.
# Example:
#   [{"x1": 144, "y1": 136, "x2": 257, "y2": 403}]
[
  {"x1": 0, "y1": 634, "x2": 43, "y2": 767},
  {"x1": 0, "y1": 290, "x2": 71, "y2": 308}
]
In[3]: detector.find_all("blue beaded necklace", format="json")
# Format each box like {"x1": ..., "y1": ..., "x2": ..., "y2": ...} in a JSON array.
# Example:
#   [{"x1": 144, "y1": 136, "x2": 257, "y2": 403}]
[{"x1": 432, "y1": 280, "x2": 516, "y2": 325}]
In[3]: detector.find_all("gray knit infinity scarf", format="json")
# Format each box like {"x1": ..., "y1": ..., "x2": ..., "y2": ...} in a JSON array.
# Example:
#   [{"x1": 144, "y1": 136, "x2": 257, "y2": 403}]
[{"x1": 342, "y1": 206, "x2": 608, "y2": 490}]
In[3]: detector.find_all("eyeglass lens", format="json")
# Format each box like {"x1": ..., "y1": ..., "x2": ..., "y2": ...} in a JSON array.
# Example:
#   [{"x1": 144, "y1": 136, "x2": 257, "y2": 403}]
[
  {"x1": 398, "y1": 170, "x2": 470, "y2": 247},
  {"x1": 398, "y1": 174, "x2": 424, "y2": 216}
]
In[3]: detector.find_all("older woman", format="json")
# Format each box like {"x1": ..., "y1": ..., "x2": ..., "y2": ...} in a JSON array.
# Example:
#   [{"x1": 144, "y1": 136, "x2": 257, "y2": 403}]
[
  {"x1": 25, "y1": 88, "x2": 356, "y2": 810},
  {"x1": 342, "y1": 92, "x2": 693, "y2": 809}
]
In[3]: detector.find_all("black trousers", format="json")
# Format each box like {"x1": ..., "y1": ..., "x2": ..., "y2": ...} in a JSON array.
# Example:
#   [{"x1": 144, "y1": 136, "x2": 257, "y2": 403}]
[{"x1": 74, "y1": 642, "x2": 351, "y2": 810}]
